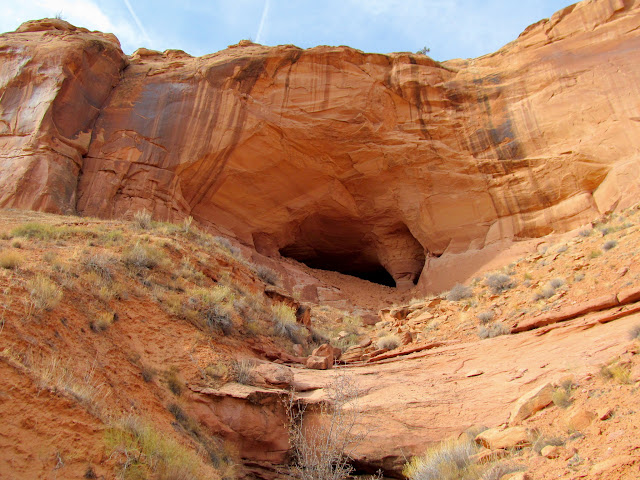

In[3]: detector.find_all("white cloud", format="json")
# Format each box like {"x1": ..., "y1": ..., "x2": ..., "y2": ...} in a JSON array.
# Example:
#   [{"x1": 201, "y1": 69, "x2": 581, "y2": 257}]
[{"x1": 255, "y1": 0, "x2": 270, "y2": 44}]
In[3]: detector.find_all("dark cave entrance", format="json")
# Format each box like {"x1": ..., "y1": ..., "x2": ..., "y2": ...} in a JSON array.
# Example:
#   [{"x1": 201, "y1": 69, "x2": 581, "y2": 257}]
[
  {"x1": 279, "y1": 246, "x2": 398, "y2": 287},
  {"x1": 278, "y1": 215, "x2": 399, "y2": 287}
]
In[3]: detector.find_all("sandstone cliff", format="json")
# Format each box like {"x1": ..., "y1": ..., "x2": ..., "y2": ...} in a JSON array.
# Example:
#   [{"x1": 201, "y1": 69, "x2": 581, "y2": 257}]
[{"x1": 1, "y1": 0, "x2": 640, "y2": 289}]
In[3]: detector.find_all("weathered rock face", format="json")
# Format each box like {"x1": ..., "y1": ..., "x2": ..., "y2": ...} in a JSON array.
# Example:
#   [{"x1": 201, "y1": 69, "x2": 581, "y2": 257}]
[
  {"x1": 0, "y1": 19, "x2": 126, "y2": 213},
  {"x1": 2, "y1": 0, "x2": 640, "y2": 288}
]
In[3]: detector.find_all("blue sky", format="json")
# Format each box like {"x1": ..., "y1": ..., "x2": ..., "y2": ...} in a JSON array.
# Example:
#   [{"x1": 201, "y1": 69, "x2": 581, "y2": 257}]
[{"x1": 1, "y1": 0, "x2": 575, "y2": 60}]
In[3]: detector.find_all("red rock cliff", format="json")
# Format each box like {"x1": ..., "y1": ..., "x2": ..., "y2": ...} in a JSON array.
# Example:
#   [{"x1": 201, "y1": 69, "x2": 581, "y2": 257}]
[{"x1": 1, "y1": 0, "x2": 640, "y2": 288}]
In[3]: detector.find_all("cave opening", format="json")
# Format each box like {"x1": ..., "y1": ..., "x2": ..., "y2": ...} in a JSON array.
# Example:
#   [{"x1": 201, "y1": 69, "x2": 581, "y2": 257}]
[{"x1": 277, "y1": 215, "x2": 399, "y2": 287}]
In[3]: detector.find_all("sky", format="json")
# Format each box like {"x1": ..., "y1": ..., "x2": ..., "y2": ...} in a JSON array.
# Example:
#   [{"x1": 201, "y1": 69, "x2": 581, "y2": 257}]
[{"x1": 0, "y1": 0, "x2": 575, "y2": 60}]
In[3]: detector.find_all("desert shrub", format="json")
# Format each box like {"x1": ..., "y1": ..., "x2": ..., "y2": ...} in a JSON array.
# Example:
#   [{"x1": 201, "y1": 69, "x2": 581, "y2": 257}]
[
  {"x1": 377, "y1": 335, "x2": 400, "y2": 350},
  {"x1": 11, "y1": 222, "x2": 58, "y2": 240},
  {"x1": 477, "y1": 322, "x2": 509, "y2": 339},
  {"x1": 549, "y1": 277, "x2": 565, "y2": 289},
  {"x1": 272, "y1": 303, "x2": 301, "y2": 342},
  {"x1": 589, "y1": 249, "x2": 602, "y2": 259},
  {"x1": 204, "y1": 363, "x2": 229, "y2": 381},
  {"x1": 628, "y1": 324, "x2": 640, "y2": 341},
  {"x1": 232, "y1": 358, "x2": 255, "y2": 385},
  {"x1": 403, "y1": 436, "x2": 480, "y2": 480},
  {"x1": 556, "y1": 244, "x2": 568, "y2": 253},
  {"x1": 256, "y1": 265, "x2": 280, "y2": 286},
  {"x1": 214, "y1": 236, "x2": 241, "y2": 258},
  {"x1": 83, "y1": 253, "x2": 115, "y2": 281},
  {"x1": 26, "y1": 275, "x2": 62, "y2": 311},
  {"x1": 476, "y1": 311, "x2": 494, "y2": 324},
  {"x1": 105, "y1": 416, "x2": 203, "y2": 480},
  {"x1": 552, "y1": 387, "x2": 572, "y2": 409},
  {"x1": 186, "y1": 286, "x2": 235, "y2": 335},
  {"x1": 90, "y1": 312, "x2": 115, "y2": 332},
  {"x1": 0, "y1": 250, "x2": 23, "y2": 269},
  {"x1": 133, "y1": 210, "x2": 153, "y2": 230},
  {"x1": 600, "y1": 363, "x2": 632, "y2": 384},
  {"x1": 286, "y1": 373, "x2": 363, "y2": 480},
  {"x1": 485, "y1": 273, "x2": 514, "y2": 295},
  {"x1": 122, "y1": 243, "x2": 165, "y2": 270},
  {"x1": 141, "y1": 366, "x2": 155, "y2": 383},
  {"x1": 578, "y1": 228, "x2": 592, "y2": 237},
  {"x1": 182, "y1": 216, "x2": 194, "y2": 234},
  {"x1": 166, "y1": 368, "x2": 183, "y2": 396},
  {"x1": 603, "y1": 240, "x2": 617, "y2": 251},
  {"x1": 573, "y1": 273, "x2": 585, "y2": 282},
  {"x1": 446, "y1": 283, "x2": 473, "y2": 301}
]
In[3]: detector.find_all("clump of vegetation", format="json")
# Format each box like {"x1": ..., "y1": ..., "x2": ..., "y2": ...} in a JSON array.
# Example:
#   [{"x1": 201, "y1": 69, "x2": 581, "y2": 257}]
[
  {"x1": 256, "y1": 265, "x2": 280, "y2": 286},
  {"x1": 403, "y1": 435, "x2": 480, "y2": 480},
  {"x1": 578, "y1": 228, "x2": 593, "y2": 237},
  {"x1": 90, "y1": 312, "x2": 115, "y2": 332},
  {"x1": 549, "y1": 277, "x2": 565, "y2": 289},
  {"x1": 377, "y1": 334, "x2": 400, "y2": 351},
  {"x1": 600, "y1": 363, "x2": 632, "y2": 384},
  {"x1": 603, "y1": 240, "x2": 618, "y2": 251},
  {"x1": 476, "y1": 311, "x2": 495, "y2": 324},
  {"x1": 186, "y1": 286, "x2": 235, "y2": 335},
  {"x1": 0, "y1": 250, "x2": 23, "y2": 269},
  {"x1": 446, "y1": 284, "x2": 473, "y2": 301},
  {"x1": 83, "y1": 252, "x2": 115, "y2": 281},
  {"x1": 132, "y1": 210, "x2": 153, "y2": 230},
  {"x1": 477, "y1": 323, "x2": 509, "y2": 339},
  {"x1": 552, "y1": 384, "x2": 573, "y2": 409},
  {"x1": 26, "y1": 275, "x2": 62, "y2": 311},
  {"x1": 105, "y1": 416, "x2": 204, "y2": 480},
  {"x1": 166, "y1": 368, "x2": 183, "y2": 396},
  {"x1": 11, "y1": 222, "x2": 59, "y2": 240},
  {"x1": 122, "y1": 243, "x2": 165, "y2": 270},
  {"x1": 232, "y1": 358, "x2": 255, "y2": 385},
  {"x1": 485, "y1": 273, "x2": 514, "y2": 295},
  {"x1": 589, "y1": 249, "x2": 602, "y2": 259},
  {"x1": 271, "y1": 303, "x2": 302, "y2": 342},
  {"x1": 141, "y1": 365, "x2": 155, "y2": 383}
]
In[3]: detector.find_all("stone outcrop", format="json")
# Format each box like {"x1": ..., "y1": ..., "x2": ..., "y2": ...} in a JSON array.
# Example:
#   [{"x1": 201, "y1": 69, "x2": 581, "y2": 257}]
[{"x1": 2, "y1": 0, "x2": 640, "y2": 290}]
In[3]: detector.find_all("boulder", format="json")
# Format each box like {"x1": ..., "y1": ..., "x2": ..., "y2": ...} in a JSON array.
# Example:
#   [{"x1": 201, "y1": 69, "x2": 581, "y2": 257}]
[
  {"x1": 312, "y1": 343, "x2": 342, "y2": 364},
  {"x1": 252, "y1": 363, "x2": 294, "y2": 388},
  {"x1": 475, "y1": 427, "x2": 531, "y2": 450},
  {"x1": 566, "y1": 408, "x2": 596, "y2": 431},
  {"x1": 306, "y1": 356, "x2": 331, "y2": 370},
  {"x1": 509, "y1": 383, "x2": 554, "y2": 425}
]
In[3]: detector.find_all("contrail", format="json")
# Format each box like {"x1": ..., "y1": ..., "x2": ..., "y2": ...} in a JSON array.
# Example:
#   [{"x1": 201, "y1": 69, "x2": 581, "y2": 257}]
[
  {"x1": 255, "y1": 0, "x2": 270, "y2": 44},
  {"x1": 123, "y1": 0, "x2": 152, "y2": 46}
]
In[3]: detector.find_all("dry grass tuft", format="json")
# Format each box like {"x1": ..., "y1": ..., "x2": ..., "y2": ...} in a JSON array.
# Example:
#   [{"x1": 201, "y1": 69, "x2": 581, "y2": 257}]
[
  {"x1": 377, "y1": 334, "x2": 400, "y2": 350},
  {"x1": 26, "y1": 275, "x2": 62, "y2": 311},
  {"x1": 0, "y1": 250, "x2": 23, "y2": 269}
]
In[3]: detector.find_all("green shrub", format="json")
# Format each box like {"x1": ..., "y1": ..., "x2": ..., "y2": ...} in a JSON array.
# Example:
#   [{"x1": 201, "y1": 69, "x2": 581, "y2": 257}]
[{"x1": 11, "y1": 222, "x2": 58, "y2": 240}]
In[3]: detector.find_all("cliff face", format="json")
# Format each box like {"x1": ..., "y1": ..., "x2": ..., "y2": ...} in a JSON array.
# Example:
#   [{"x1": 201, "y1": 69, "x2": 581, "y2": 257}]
[{"x1": 2, "y1": 0, "x2": 640, "y2": 288}]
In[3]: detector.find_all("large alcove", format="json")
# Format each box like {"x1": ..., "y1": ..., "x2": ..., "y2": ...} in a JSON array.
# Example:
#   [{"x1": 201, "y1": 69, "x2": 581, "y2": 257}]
[{"x1": 278, "y1": 214, "x2": 424, "y2": 288}]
